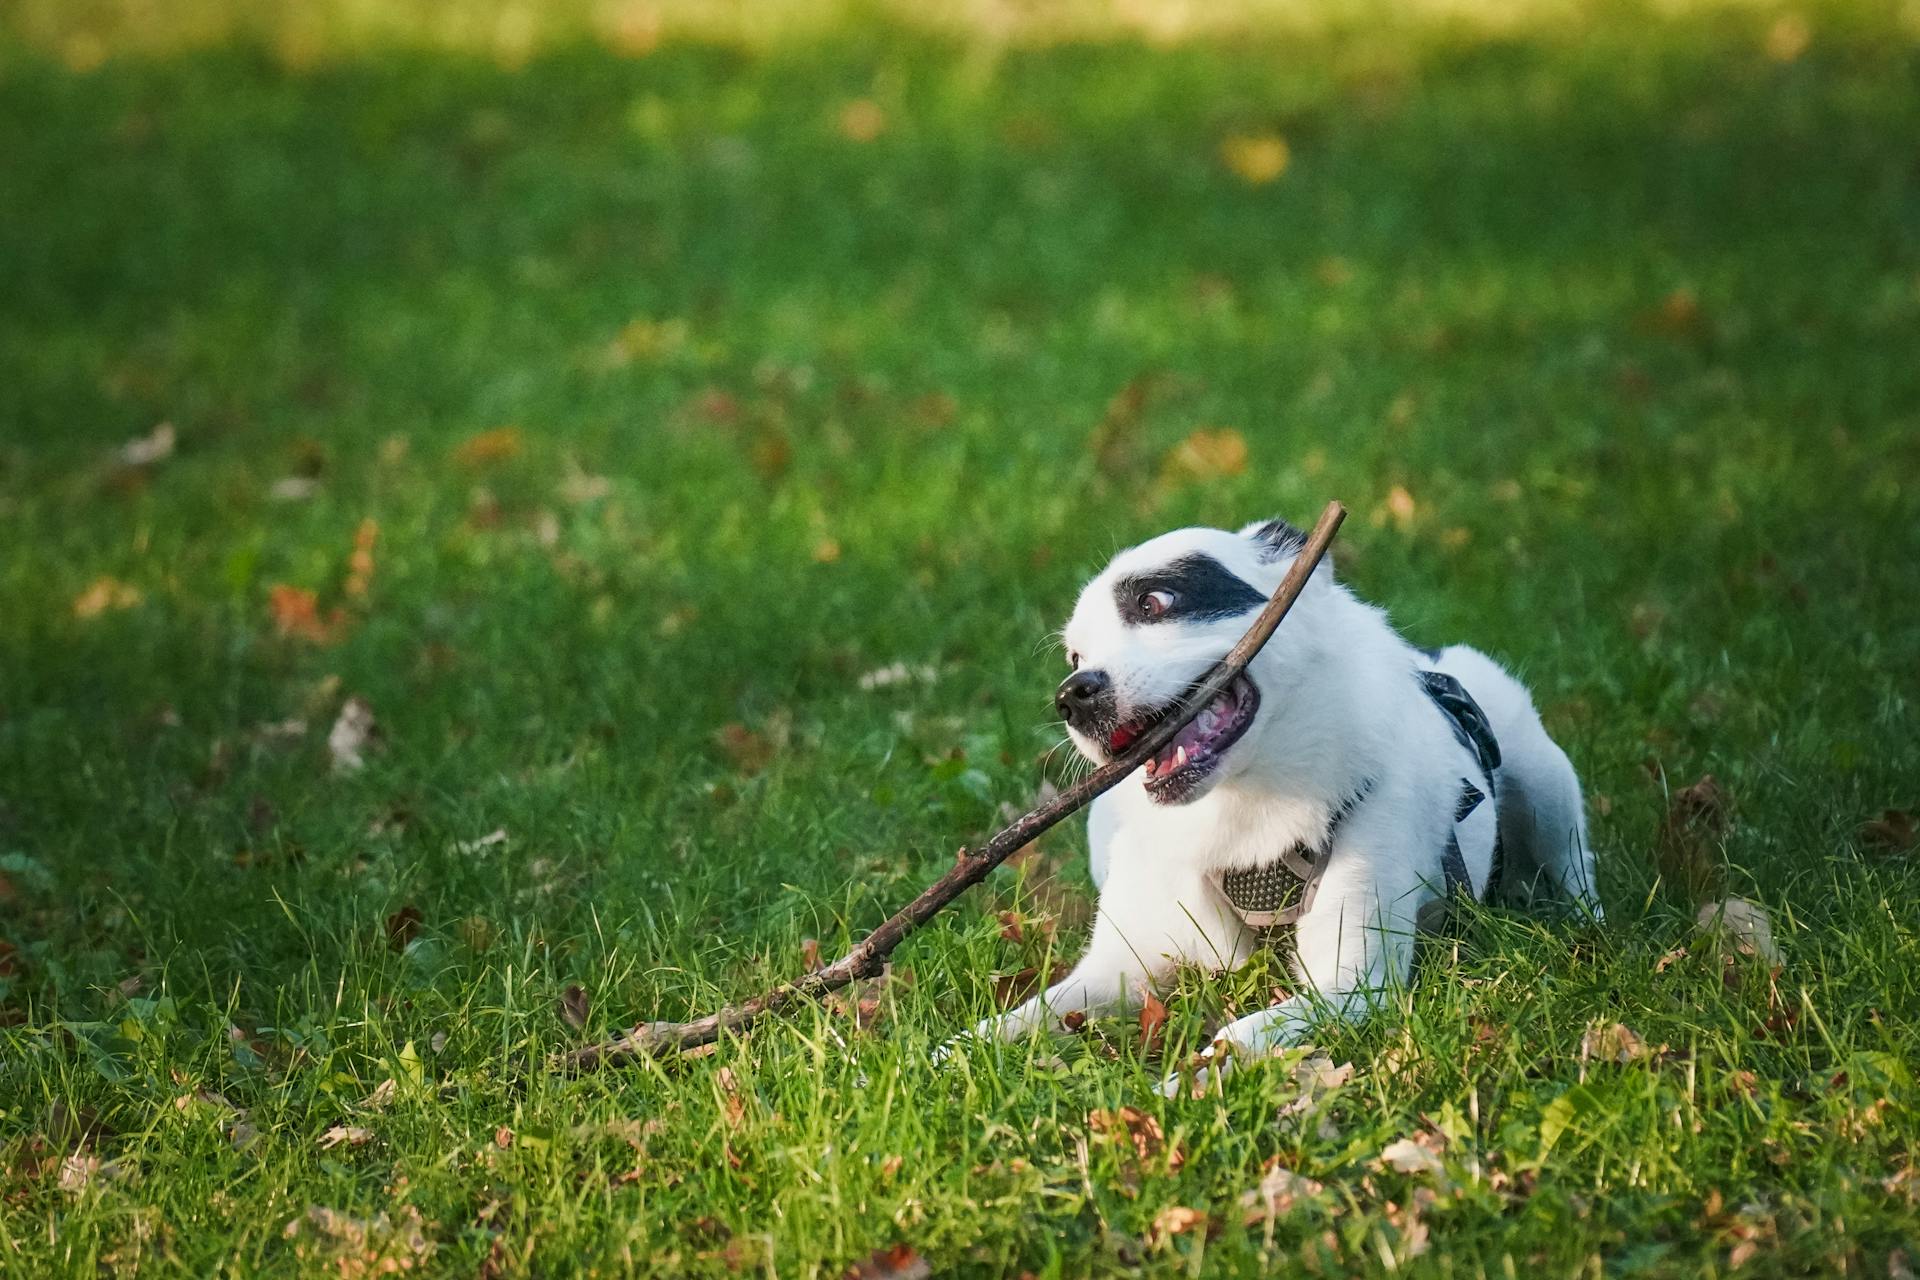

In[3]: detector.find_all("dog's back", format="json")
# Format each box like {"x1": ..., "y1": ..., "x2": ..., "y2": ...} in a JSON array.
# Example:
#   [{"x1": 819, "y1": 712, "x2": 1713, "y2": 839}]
[{"x1": 1423, "y1": 644, "x2": 1599, "y2": 914}]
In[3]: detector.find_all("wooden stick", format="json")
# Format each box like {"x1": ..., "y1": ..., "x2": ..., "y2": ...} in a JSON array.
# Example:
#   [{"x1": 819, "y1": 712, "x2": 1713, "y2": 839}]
[{"x1": 556, "y1": 501, "x2": 1347, "y2": 1072}]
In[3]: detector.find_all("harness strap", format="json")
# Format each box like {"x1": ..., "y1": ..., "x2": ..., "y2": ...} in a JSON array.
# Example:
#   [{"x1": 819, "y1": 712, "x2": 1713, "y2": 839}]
[
  {"x1": 1208, "y1": 782, "x2": 1371, "y2": 932},
  {"x1": 1209, "y1": 665, "x2": 1508, "y2": 940}
]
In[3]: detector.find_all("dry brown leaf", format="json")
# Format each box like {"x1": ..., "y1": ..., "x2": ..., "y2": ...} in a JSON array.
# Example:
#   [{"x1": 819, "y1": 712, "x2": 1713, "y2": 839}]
[
  {"x1": 72, "y1": 577, "x2": 142, "y2": 619},
  {"x1": 1696, "y1": 896, "x2": 1782, "y2": 965},
  {"x1": 284, "y1": 1204, "x2": 434, "y2": 1277},
  {"x1": 1220, "y1": 133, "x2": 1290, "y2": 184},
  {"x1": 317, "y1": 1125, "x2": 373, "y2": 1150},
  {"x1": 271, "y1": 585, "x2": 347, "y2": 645},
  {"x1": 800, "y1": 937, "x2": 823, "y2": 973},
  {"x1": 714, "y1": 722, "x2": 775, "y2": 774},
  {"x1": 1148, "y1": 1204, "x2": 1208, "y2": 1244},
  {"x1": 116, "y1": 422, "x2": 176, "y2": 468},
  {"x1": 1382, "y1": 484, "x2": 1418, "y2": 531},
  {"x1": 493, "y1": 1126, "x2": 513, "y2": 1149},
  {"x1": 1859, "y1": 809, "x2": 1917, "y2": 855},
  {"x1": 1240, "y1": 1160, "x2": 1323, "y2": 1225},
  {"x1": 1580, "y1": 1022, "x2": 1648, "y2": 1065},
  {"x1": 453, "y1": 426, "x2": 525, "y2": 467},
  {"x1": 384, "y1": 905, "x2": 424, "y2": 953},
  {"x1": 841, "y1": 1244, "x2": 928, "y2": 1280},
  {"x1": 1087, "y1": 1106, "x2": 1183, "y2": 1170},
  {"x1": 1138, "y1": 989, "x2": 1169, "y2": 1057},
  {"x1": 1658, "y1": 774, "x2": 1732, "y2": 902},
  {"x1": 1764, "y1": 13, "x2": 1811, "y2": 61},
  {"x1": 454, "y1": 828, "x2": 508, "y2": 856},
  {"x1": 1377, "y1": 1136, "x2": 1446, "y2": 1176},
  {"x1": 560, "y1": 984, "x2": 590, "y2": 1032},
  {"x1": 328, "y1": 696, "x2": 377, "y2": 772},
  {"x1": 343, "y1": 519, "x2": 379, "y2": 600},
  {"x1": 1162, "y1": 427, "x2": 1248, "y2": 482},
  {"x1": 838, "y1": 99, "x2": 886, "y2": 143}
]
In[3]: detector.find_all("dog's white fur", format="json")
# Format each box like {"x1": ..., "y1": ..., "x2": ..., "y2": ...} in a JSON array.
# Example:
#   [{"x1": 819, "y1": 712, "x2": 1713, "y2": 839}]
[{"x1": 969, "y1": 519, "x2": 1600, "y2": 1093}]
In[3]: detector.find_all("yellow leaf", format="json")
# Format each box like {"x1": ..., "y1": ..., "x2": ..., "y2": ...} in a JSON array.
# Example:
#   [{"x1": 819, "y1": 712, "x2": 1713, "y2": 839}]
[
  {"x1": 453, "y1": 426, "x2": 525, "y2": 467},
  {"x1": 1220, "y1": 133, "x2": 1290, "y2": 185},
  {"x1": 1149, "y1": 1204, "x2": 1207, "y2": 1243},
  {"x1": 72, "y1": 577, "x2": 141, "y2": 619},
  {"x1": 1765, "y1": 14, "x2": 1811, "y2": 62},
  {"x1": 1163, "y1": 427, "x2": 1249, "y2": 482},
  {"x1": 839, "y1": 98, "x2": 886, "y2": 143}
]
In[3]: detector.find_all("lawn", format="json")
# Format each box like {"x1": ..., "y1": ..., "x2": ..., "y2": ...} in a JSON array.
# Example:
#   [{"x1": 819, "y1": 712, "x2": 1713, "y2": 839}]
[{"x1": 2, "y1": 1, "x2": 1918, "y2": 1274}]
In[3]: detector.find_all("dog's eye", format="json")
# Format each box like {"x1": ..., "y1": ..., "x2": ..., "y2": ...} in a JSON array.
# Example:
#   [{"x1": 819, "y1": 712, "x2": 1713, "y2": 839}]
[{"x1": 1138, "y1": 589, "x2": 1175, "y2": 620}]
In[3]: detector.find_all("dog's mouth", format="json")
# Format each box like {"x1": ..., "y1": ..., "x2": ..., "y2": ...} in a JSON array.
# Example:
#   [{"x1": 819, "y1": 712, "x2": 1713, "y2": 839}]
[{"x1": 1107, "y1": 673, "x2": 1261, "y2": 803}]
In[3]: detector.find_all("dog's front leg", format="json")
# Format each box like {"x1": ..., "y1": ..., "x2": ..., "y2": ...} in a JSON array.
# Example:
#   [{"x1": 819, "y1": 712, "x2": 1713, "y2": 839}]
[
  {"x1": 1158, "y1": 856, "x2": 1421, "y2": 1096},
  {"x1": 964, "y1": 909, "x2": 1170, "y2": 1047}
]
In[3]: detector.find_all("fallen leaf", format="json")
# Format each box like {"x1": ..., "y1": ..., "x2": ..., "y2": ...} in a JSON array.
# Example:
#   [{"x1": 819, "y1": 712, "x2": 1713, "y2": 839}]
[
  {"x1": 558, "y1": 467, "x2": 612, "y2": 504},
  {"x1": 812, "y1": 537, "x2": 842, "y2": 563},
  {"x1": 453, "y1": 426, "x2": 525, "y2": 467},
  {"x1": 838, "y1": 99, "x2": 887, "y2": 143},
  {"x1": 1240, "y1": 1160, "x2": 1323, "y2": 1225},
  {"x1": 560, "y1": 984, "x2": 590, "y2": 1031},
  {"x1": 1148, "y1": 1205, "x2": 1207, "y2": 1244},
  {"x1": 714, "y1": 722, "x2": 775, "y2": 774},
  {"x1": 58, "y1": 1153, "x2": 127, "y2": 1195},
  {"x1": 1658, "y1": 774, "x2": 1732, "y2": 902},
  {"x1": 841, "y1": 1244, "x2": 928, "y2": 1280},
  {"x1": 271, "y1": 585, "x2": 346, "y2": 645},
  {"x1": 383, "y1": 906, "x2": 423, "y2": 953},
  {"x1": 800, "y1": 937, "x2": 823, "y2": 973},
  {"x1": 1579, "y1": 1022, "x2": 1648, "y2": 1065},
  {"x1": 72, "y1": 577, "x2": 142, "y2": 619},
  {"x1": 317, "y1": 1125, "x2": 372, "y2": 1150},
  {"x1": 359, "y1": 1078, "x2": 397, "y2": 1109},
  {"x1": 1859, "y1": 809, "x2": 1917, "y2": 855},
  {"x1": 1137, "y1": 989, "x2": 1169, "y2": 1056},
  {"x1": 1696, "y1": 896, "x2": 1782, "y2": 965},
  {"x1": 327, "y1": 696, "x2": 377, "y2": 772},
  {"x1": 494, "y1": 1126, "x2": 513, "y2": 1149},
  {"x1": 1377, "y1": 1136, "x2": 1446, "y2": 1176},
  {"x1": 454, "y1": 829, "x2": 508, "y2": 856},
  {"x1": 269, "y1": 475, "x2": 320, "y2": 502},
  {"x1": 1764, "y1": 13, "x2": 1811, "y2": 61},
  {"x1": 1087, "y1": 1106, "x2": 1183, "y2": 1170},
  {"x1": 1162, "y1": 427, "x2": 1248, "y2": 482},
  {"x1": 284, "y1": 1204, "x2": 434, "y2": 1277},
  {"x1": 1382, "y1": 484, "x2": 1418, "y2": 531},
  {"x1": 116, "y1": 422, "x2": 176, "y2": 467},
  {"x1": 343, "y1": 519, "x2": 378, "y2": 599},
  {"x1": 1220, "y1": 132, "x2": 1290, "y2": 185}
]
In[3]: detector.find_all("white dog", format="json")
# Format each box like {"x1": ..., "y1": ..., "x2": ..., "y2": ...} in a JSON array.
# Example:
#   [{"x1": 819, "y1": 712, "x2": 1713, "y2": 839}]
[{"x1": 968, "y1": 516, "x2": 1600, "y2": 1094}]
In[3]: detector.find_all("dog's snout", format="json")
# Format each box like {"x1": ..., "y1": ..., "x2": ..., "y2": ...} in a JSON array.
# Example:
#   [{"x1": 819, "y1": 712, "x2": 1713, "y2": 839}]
[{"x1": 1055, "y1": 669, "x2": 1113, "y2": 725}]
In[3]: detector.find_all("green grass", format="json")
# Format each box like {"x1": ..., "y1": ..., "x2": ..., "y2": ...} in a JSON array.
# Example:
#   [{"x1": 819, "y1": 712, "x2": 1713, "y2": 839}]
[{"x1": 3, "y1": 1, "x2": 1919, "y2": 1274}]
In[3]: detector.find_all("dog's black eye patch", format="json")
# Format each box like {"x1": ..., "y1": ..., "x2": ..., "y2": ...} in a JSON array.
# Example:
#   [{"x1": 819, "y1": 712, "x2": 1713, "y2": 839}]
[{"x1": 1115, "y1": 554, "x2": 1267, "y2": 624}]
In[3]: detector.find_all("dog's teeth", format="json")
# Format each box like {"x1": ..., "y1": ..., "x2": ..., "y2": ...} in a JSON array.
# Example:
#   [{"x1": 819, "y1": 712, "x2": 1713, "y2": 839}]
[
  {"x1": 1175, "y1": 745, "x2": 1188, "y2": 768},
  {"x1": 1143, "y1": 758, "x2": 1156, "y2": 777}
]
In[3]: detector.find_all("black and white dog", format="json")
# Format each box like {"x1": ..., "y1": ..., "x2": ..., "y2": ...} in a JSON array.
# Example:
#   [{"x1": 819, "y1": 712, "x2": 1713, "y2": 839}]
[{"x1": 970, "y1": 516, "x2": 1600, "y2": 1094}]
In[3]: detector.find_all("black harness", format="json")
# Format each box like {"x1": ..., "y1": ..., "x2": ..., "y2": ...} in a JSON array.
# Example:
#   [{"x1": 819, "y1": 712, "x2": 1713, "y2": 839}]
[{"x1": 1209, "y1": 666, "x2": 1504, "y2": 941}]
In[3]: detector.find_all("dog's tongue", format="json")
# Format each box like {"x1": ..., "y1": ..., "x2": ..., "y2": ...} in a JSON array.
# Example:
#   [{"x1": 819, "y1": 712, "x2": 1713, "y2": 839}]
[{"x1": 1109, "y1": 722, "x2": 1141, "y2": 753}]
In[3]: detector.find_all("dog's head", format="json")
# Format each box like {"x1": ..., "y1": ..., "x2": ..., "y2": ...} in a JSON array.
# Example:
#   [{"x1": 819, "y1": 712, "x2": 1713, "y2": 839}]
[{"x1": 1055, "y1": 516, "x2": 1330, "y2": 804}]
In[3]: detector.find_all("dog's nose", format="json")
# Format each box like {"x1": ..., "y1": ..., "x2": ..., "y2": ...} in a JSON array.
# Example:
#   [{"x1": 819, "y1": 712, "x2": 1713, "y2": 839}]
[{"x1": 1055, "y1": 669, "x2": 1112, "y2": 723}]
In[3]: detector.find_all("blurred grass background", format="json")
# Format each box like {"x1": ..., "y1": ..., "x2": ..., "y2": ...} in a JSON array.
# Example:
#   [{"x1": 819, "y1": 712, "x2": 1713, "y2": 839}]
[{"x1": 2, "y1": 0, "x2": 1918, "y2": 1275}]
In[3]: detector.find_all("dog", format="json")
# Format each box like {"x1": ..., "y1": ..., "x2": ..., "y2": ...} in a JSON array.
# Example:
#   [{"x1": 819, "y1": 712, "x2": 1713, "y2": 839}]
[{"x1": 967, "y1": 515, "x2": 1600, "y2": 1095}]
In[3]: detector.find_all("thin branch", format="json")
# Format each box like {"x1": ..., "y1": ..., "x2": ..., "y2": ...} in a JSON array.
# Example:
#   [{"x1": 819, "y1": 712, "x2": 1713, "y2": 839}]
[{"x1": 556, "y1": 501, "x2": 1348, "y2": 1072}]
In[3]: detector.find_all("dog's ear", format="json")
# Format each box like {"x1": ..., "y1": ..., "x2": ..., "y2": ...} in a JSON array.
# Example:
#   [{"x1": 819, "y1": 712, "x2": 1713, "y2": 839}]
[{"x1": 1239, "y1": 516, "x2": 1308, "y2": 563}]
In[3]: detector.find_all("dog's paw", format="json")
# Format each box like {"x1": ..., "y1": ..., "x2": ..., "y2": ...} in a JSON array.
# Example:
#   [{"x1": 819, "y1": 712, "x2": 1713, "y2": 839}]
[
  {"x1": 931, "y1": 1015, "x2": 1002, "y2": 1068},
  {"x1": 1156, "y1": 1038, "x2": 1248, "y2": 1098}
]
